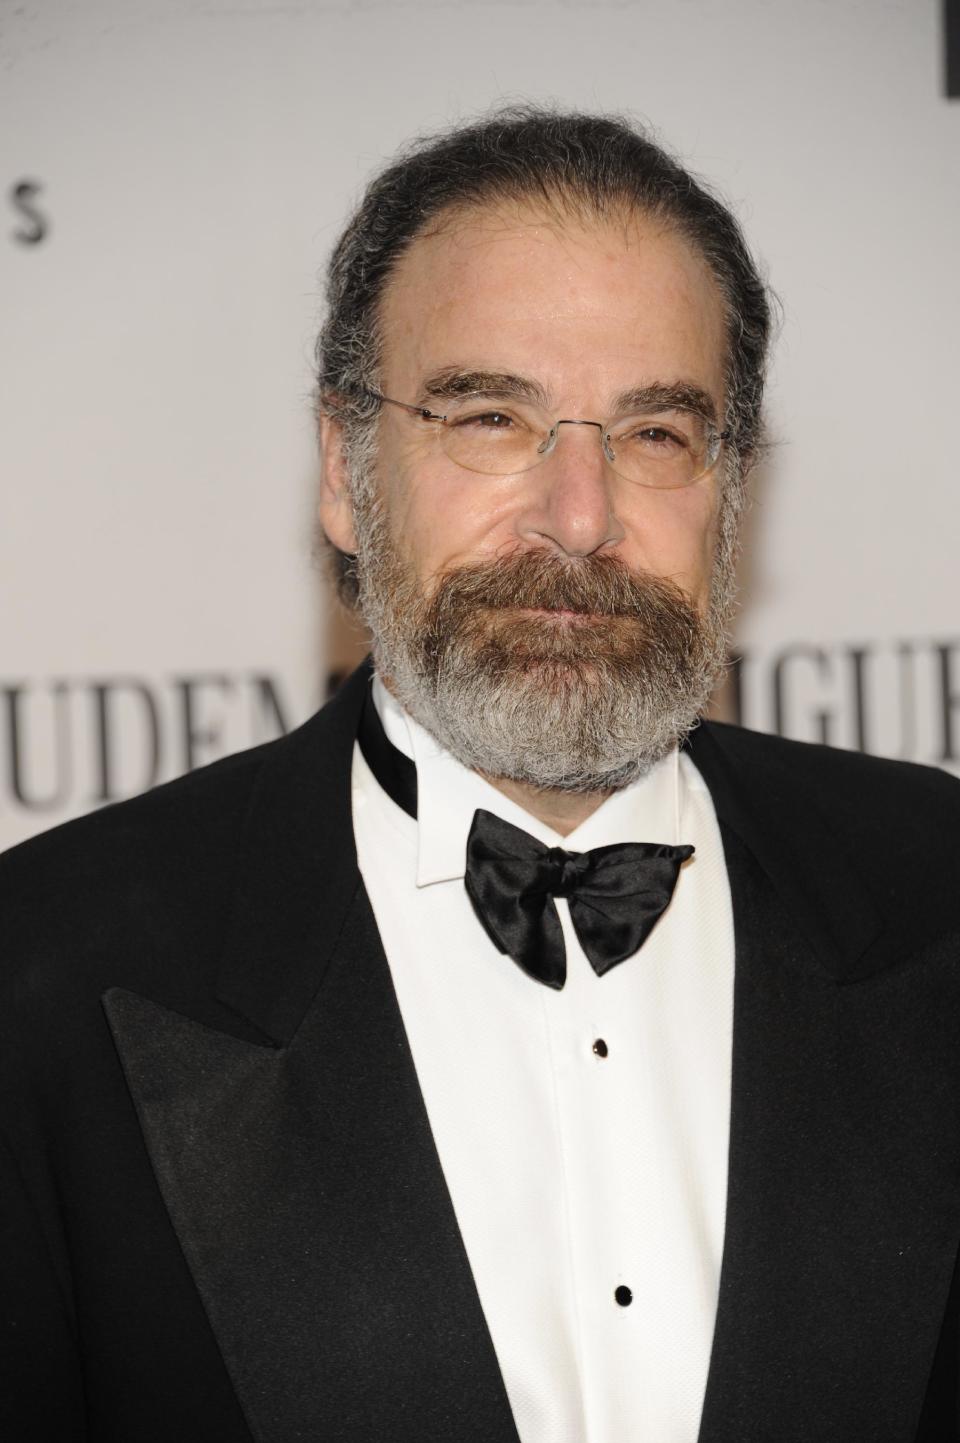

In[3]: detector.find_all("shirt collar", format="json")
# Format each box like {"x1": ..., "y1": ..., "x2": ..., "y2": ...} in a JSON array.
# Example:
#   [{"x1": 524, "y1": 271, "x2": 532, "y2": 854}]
[{"x1": 372, "y1": 675, "x2": 686, "y2": 888}]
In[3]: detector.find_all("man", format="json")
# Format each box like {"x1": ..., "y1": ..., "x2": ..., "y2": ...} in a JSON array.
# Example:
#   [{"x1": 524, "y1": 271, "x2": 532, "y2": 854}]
[{"x1": 2, "y1": 107, "x2": 959, "y2": 1443}]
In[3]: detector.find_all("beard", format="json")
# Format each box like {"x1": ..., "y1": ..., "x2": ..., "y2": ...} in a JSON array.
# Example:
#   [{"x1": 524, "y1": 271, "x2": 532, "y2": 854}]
[{"x1": 347, "y1": 476, "x2": 740, "y2": 793}]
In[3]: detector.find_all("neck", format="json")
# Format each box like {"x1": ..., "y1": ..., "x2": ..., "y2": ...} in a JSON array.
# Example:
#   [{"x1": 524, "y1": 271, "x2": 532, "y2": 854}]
[{"x1": 480, "y1": 773, "x2": 610, "y2": 837}]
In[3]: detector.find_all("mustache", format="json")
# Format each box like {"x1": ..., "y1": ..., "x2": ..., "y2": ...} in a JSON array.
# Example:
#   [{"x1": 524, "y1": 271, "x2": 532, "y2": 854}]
[{"x1": 425, "y1": 550, "x2": 697, "y2": 621}]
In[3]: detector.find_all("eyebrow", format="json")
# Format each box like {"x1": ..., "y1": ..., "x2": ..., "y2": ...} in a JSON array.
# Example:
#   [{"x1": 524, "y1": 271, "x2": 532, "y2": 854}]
[
  {"x1": 420, "y1": 368, "x2": 550, "y2": 408},
  {"x1": 612, "y1": 383, "x2": 719, "y2": 424},
  {"x1": 419, "y1": 368, "x2": 718, "y2": 423}
]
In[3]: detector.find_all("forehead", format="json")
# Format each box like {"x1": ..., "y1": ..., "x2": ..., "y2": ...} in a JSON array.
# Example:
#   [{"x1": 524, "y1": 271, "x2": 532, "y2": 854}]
[{"x1": 377, "y1": 199, "x2": 729, "y2": 407}]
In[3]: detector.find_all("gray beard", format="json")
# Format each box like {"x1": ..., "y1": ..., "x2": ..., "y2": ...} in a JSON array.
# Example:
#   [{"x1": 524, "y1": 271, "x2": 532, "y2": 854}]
[{"x1": 348, "y1": 477, "x2": 739, "y2": 792}]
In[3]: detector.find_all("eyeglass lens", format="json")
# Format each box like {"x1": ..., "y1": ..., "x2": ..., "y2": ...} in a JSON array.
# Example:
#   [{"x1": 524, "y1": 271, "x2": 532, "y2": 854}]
[{"x1": 432, "y1": 397, "x2": 718, "y2": 489}]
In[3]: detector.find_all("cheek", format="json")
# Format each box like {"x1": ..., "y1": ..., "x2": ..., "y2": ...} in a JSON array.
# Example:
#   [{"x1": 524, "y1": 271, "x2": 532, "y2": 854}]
[
  {"x1": 384, "y1": 461, "x2": 524, "y2": 574},
  {"x1": 622, "y1": 484, "x2": 721, "y2": 595}
]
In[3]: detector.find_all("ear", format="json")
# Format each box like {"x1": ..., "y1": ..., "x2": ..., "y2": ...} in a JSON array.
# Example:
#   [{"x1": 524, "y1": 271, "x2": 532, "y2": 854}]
[{"x1": 318, "y1": 413, "x2": 359, "y2": 555}]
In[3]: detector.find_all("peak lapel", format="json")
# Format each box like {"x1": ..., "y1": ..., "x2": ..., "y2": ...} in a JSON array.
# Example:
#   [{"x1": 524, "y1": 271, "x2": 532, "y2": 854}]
[
  {"x1": 688, "y1": 725, "x2": 960, "y2": 1441},
  {"x1": 105, "y1": 662, "x2": 519, "y2": 1443},
  {"x1": 685, "y1": 722, "x2": 883, "y2": 981}
]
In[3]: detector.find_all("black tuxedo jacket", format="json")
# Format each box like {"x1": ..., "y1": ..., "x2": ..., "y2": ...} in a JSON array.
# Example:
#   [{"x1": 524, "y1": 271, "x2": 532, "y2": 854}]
[{"x1": 3, "y1": 662, "x2": 960, "y2": 1442}]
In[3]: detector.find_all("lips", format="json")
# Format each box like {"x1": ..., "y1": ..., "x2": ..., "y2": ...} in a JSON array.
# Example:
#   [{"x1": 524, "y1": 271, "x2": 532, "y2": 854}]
[
  {"x1": 513, "y1": 605, "x2": 603, "y2": 620},
  {"x1": 490, "y1": 603, "x2": 636, "y2": 626}
]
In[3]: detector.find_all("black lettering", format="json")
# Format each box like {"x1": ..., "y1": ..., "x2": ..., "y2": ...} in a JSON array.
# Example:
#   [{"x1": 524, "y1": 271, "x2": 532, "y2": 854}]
[
  {"x1": 3, "y1": 680, "x2": 71, "y2": 809},
  {"x1": 89, "y1": 680, "x2": 162, "y2": 802},
  {"x1": 896, "y1": 641, "x2": 918, "y2": 760},
  {"x1": 249, "y1": 675, "x2": 291, "y2": 741},
  {"x1": 175, "y1": 675, "x2": 235, "y2": 772},
  {"x1": 936, "y1": 641, "x2": 960, "y2": 761},
  {"x1": 773, "y1": 645, "x2": 834, "y2": 744},
  {"x1": 9, "y1": 179, "x2": 48, "y2": 245},
  {"x1": 846, "y1": 646, "x2": 870, "y2": 753},
  {"x1": 947, "y1": 0, "x2": 960, "y2": 97}
]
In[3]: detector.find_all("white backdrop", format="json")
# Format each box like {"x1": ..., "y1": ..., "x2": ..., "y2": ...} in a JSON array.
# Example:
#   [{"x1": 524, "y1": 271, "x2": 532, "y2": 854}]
[{"x1": 3, "y1": 0, "x2": 958, "y2": 850}]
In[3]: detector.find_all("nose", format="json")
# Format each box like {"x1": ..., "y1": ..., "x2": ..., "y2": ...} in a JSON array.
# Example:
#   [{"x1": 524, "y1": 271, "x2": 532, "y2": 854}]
[{"x1": 518, "y1": 420, "x2": 625, "y2": 558}]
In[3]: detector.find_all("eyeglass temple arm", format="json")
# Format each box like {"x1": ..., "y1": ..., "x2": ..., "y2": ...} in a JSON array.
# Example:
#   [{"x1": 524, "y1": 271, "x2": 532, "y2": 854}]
[{"x1": 363, "y1": 388, "x2": 444, "y2": 422}]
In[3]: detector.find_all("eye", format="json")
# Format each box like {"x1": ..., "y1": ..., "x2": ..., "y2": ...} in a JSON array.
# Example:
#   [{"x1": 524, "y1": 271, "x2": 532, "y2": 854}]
[
  {"x1": 631, "y1": 424, "x2": 689, "y2": 450},
  {"x1": 613, "y1": 411, "x2": 701, "y2": 454},
  {"x1": 449, "y1": 408, "x2": 518, "y2": 431}
]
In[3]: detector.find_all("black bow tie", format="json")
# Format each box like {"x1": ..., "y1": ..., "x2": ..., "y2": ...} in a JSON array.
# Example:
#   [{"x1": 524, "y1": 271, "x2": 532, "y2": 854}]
[
  {"x1": 465, "y1": 810, "x2": 692, "y2": 989},
  {"x1": 357, "y1": 686, "x2": 693, "y2": 990}
]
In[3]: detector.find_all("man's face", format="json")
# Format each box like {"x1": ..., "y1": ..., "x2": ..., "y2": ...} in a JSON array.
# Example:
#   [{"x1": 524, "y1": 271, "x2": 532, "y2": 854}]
[
  {"x1": 320, "y1": 200, "x2": 737, "y2": 789},
  {"x1": 333, "y1": 203, "x2": 727, "y2": 604}
]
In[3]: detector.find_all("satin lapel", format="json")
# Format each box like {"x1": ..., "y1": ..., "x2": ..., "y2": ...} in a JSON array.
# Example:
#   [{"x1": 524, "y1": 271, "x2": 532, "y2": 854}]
[
  {"x1": 104, "y1": 662, "x2": 519, "y2": 1443},
  {"x1": 104, "y1": 888, "x2": 518, "y2": 1443},
  {"x1": 688, "y1": 727, "x2": 960, "y2": 1441}
]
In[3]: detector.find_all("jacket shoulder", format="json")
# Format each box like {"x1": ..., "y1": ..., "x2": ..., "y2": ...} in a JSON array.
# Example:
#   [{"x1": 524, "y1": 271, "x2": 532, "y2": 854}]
[
  {"x1": 701, "y1": 721, "x2": 960, "y2": 830},
  {"x1": 696, "y1": 722, "x2": 960, "y2": 952},
  {"x1": 0, "y1": 730, "x2": 290, "y2": 1009},
  {"x1": 0, "y1": 668, "x2": 367, "y2": 1028},
  {"x1": 692, "y1": 723, "x2": 960, "y2": 976},
  {"x1": 2, "y1": 733, "x2": 271, "y2": 887}
]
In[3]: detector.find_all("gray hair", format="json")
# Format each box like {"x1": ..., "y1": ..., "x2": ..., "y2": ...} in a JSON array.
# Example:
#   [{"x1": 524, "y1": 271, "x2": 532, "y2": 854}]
[{"x1": 317, "y1": 104, "x2": 774, "y2": 602}]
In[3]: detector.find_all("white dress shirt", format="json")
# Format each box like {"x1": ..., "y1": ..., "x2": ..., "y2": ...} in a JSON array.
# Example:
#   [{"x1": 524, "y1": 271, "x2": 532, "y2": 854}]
[{"x1": 352, "y1": 676, "x2": 735, "y2": 1443}]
